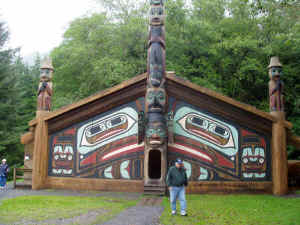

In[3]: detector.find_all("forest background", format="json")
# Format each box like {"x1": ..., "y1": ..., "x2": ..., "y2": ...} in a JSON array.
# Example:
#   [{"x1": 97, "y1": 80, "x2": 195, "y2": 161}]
[{"x1": 0, "y1": 0, "x2": 299, "y2": 169}]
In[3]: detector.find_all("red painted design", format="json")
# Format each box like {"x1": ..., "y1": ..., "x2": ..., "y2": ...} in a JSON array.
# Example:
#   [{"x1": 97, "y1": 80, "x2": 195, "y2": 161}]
[{"x1": 65, "y1": 128, "x2": 76, "y2": 135}]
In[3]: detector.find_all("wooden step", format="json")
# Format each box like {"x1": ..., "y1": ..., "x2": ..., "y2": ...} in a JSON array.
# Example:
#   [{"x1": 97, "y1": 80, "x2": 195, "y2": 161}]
[{"x1": 144, "y1": 185, "x2": 166, "y2": 195}]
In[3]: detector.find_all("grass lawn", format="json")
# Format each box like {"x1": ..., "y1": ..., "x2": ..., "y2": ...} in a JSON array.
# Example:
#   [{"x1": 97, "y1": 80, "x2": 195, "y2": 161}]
[
  {"x1": 160, "y1": 194, "x2": 300, "y2": 225},
  {"x1": 0, "y1": 195, "x2": 139, "y2": 224}
]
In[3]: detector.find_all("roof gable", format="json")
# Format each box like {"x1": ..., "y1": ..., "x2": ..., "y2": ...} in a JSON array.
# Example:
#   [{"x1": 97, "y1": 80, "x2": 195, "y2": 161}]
[{"x1": 29, "y1": 72, "x2": 292, "y2": 134}]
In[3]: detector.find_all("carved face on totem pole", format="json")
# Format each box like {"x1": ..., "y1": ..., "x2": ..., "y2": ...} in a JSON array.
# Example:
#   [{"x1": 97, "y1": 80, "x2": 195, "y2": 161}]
[
  {"x1": 149, "y1": 43, "x2": 164, "y2": 87},
  {"x1": 146, "y1": 88, "x2": 166, "y2": 113},
  {"x1": 269, "y1": 66, "x2": 283, "y2": 82},
  {"x1": 40, "y1": 68, "x2": 53, "y2": 82},
  {"x1": 149, "y1": 26, "x2": 165, "y2": 41},
  {"x1": 40, "y1": 58, "x2": 54, "y2": 82},
  {"x1": 268, "y1": 56, "x2": 283, "y2": 81},
  {"x1": 150, "y1": 5, "x2": 165, "y2": 25},
  {"x1": 146, "y1": 113, "x2": 167, "y2": 145}
]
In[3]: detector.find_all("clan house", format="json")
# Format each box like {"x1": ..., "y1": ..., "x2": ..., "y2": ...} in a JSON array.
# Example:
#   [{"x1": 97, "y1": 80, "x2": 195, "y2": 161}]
[{"x1": 21, "y1": 0, "x2": 300, "y2": 195}]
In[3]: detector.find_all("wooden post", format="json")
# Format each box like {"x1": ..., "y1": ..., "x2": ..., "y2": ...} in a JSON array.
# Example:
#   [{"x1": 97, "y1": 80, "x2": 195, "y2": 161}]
[
  {"x1": 32, "y1": 111, "x2": 49, "y2": 190},
  {"x1": 13, "y1": 167, "x2": 16, "y2": 189},
  {"x1": 271, "y1": 111, "x2": 288, "y2": 195}
]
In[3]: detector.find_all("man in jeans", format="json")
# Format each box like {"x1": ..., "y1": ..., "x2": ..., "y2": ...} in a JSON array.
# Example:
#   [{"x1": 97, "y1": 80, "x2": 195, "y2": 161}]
[
  {"x1": 166, "y1": 158, "x2": 188, "y2": 216},
  {"x1": 0, "y1": 159, "x2": 9, "y2": 189}
]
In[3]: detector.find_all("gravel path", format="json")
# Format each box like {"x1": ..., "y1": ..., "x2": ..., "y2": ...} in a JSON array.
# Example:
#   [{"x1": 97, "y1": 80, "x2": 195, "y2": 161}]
[
  {"x1": 102, "y1": 197, "x2": 164, "y2": 225},
  {"x1": 0, "y1": 183, "x2": 165, "y2": 225}
]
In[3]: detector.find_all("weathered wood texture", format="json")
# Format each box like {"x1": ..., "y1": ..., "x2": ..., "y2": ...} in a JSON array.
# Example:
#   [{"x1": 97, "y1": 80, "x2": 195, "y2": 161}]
[
  {"x1": 186, "y1": 181, "x2": 273, "y2": 194},
  {"x1": 45, "y1": 177, "x2": 144, "y2": 192},
  {"x1": 20, "y1": 132, "x2": 34, "y2": 145},
  {"x1": 32, "y1": 112, "x2": 50, "y2": 190},
  {"x1": 271, "y1": 112, "x2": 288, "y2": 195}
]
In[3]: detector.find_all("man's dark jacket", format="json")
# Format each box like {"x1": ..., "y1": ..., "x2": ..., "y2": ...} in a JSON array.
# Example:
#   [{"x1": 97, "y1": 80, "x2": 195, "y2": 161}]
[
  {"x1": 0, "y1": 164, "x2": 9, "y2": 177},
  {"x1": 166, "y1": 166, "x2": 188, "y2": 187}
]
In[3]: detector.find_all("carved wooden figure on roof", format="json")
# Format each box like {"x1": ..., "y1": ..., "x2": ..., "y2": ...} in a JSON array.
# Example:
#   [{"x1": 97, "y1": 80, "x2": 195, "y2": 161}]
[
  {"x1": 268, "y1": 56, "x2": 284, "y2": 112},
  {"x1": 37, "y1": 58, "x2": 54, "y2": 111}
]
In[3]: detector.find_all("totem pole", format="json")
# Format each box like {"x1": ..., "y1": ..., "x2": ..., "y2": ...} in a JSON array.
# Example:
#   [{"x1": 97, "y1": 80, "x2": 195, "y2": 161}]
[
  {"x1": 268, "y1": 56, "x2": 288, "y2": 195},
  {"x1": 33, "y1": 58, "x2": 54, "y2": 189},
  {"x1": 268, "y1": 56, "x2": 284, "y2": 113},
  {"x1": 144, "y1": 0, "x2": 167, "y2": 187},
  {"x1": 37, "y1": 58, "x2": 54, "y2": 112}
]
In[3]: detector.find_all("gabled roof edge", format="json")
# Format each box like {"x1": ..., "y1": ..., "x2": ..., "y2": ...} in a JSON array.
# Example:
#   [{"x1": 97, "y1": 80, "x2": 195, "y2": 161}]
[
  {"x1": 28, "y1": 71, "x2": 292, "y2": 130},
  {"x1": 166, "y1": 72, "x2": 292, "y2": 130},
  {"x1": 29, "y1": 73, "x2": 147, "y2": 126}
]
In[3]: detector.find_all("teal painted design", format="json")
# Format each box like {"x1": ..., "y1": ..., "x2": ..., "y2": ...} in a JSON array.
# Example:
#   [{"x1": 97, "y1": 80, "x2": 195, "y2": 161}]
[
  {"x1": 77, "y1": 107, "x2": 138, "y2": 155},
  {"x1": 174, "y1": 106, "x2": 239, "y2": 156}
]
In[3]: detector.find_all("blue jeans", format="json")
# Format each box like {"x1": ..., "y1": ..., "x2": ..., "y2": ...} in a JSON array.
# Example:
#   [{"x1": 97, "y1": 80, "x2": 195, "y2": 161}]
[
  {"x1": 0, "y1": 176, "x2": 6, "y2": 187},
  {"x1": 170, "y1": 186, "x2": 186, "y2": 213}
]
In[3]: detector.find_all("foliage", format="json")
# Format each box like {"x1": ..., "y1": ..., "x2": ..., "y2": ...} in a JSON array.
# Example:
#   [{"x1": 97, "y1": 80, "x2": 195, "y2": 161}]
[
  {"x1": 0, "y1": 195, "x2": 138, "y2": 224},
  {"x1": 160, "y1": 194, "x2": 300, "y2": 225},
  {"x1": 0, "y1": 19, "x2": 40, "y2": 169},
  {"x1": 51, "y1": 11, "x2": 148, "y2": 108}
]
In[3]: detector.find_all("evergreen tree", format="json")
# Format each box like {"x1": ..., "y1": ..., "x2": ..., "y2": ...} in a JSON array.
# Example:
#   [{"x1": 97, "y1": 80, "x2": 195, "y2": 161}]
[{"x1": 0, "y1": 21, "x2": 19, "y2": 164}]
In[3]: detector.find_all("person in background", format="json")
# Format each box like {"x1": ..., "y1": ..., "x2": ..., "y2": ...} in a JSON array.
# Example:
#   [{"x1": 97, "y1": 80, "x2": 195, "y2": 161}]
[
  {"x1": 166, "y1": 158, "x2": 188, "y2": 216},
  {"x1": 0, "y1": 159, "x2": 9, "y2": 189}
]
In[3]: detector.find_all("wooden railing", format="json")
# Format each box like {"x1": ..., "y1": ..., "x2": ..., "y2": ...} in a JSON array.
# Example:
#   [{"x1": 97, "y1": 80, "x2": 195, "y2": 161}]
[{"x1": 13, "y1": 168, "x2": 32, "y2": 189}]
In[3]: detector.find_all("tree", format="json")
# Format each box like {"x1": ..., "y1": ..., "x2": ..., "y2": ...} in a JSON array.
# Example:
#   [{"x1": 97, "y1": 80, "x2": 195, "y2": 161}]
[{"x1": 0, "y1": 20, "x2": 19, "y2": 165}]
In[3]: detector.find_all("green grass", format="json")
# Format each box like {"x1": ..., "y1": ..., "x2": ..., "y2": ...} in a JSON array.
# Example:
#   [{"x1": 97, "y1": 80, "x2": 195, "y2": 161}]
[
  {"x1": 160, "y1": 194, "x2": 300, "y2": 225},
  {"x1": 7, "y1": 178, "x2": 24, "y2": 183},
  {"x1": 295, "y1": 190, "x2": 300, "y2": 195},
  {"x1": 0, "y1": 195, "x2": 138, "y2": 224}
]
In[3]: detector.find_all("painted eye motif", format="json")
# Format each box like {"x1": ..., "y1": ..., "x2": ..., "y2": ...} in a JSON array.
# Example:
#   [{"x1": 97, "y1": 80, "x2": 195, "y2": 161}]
[
  {"x1": 146, "y1": 129, "x2": 154, "y2": 136},
  {"x1": 187, "y1": 116, "x2": 208, "y2": 129},
  {"x1": 208, "y1": 123, "x2": 229, "y2": 138},
  {"x1": 259, "y1": 158, "x2": 264, "y2": 164}
]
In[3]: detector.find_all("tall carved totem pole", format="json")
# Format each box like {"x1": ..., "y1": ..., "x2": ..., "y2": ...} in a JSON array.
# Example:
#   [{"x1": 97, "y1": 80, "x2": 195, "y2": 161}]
[
  {"x1": 268, "y1": 56, "x2": 288, "y2": 195},
  {"x1": 144, "y1": 0, "x2": 167, "y2": 189},
  {"x1": 37, "y1": 58, "x2": 54, "y2": 112}
]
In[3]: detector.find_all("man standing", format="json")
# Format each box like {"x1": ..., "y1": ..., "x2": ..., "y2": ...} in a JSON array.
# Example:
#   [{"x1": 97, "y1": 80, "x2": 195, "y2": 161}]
[
  {"x1": 0, "y1": 159, "x2": 9, "y2": 189},
  {"x1": 166, "y1": 158, "x2": 188, "y2": 216}
]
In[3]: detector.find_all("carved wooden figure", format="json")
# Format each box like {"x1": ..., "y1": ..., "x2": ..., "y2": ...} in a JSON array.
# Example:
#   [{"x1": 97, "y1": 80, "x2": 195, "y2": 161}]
[
  {"x1": 37, "y1": 59, "x2": 54, "y2": 111},
  {"x1": 144, "y1": 0, "x2": 168, "y2": 192},
  {"x1": 268, "y1": 56, "x2": 284, "y2": 112}
]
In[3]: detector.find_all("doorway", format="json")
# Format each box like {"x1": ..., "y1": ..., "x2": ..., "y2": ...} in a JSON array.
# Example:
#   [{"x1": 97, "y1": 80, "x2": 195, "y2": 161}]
[{"x1": 148, "y1": 150, "x2": 161, "y2": 179}]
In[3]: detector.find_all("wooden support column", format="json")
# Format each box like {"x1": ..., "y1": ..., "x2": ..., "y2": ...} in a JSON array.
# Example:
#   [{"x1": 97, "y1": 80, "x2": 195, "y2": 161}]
[
  {"x1": 271, "y1": 111, "x2": 288, "y2": 195},
  {"x1": 32, "y1": 111, "x2": 49, "y2": 190}
]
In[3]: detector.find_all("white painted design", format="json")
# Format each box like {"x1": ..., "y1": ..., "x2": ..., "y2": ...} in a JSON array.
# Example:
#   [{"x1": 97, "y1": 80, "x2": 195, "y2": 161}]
[
  {"x1": 77, "y1": 107, "x2": 138, "y2": 155},
  {"x1": 174, "y1": 107, "x2": 239, "y2": 156},
  {"x1": 101, "y1": 143, "x2": 144, "y2": 160},
  {"x1": 183, "y1": 161, "x2": 192, "y2": 179},
  {"x1": 168, "y1": 143, "x2": 212, "y2": 162},
  {"x1": 120, "y1": 160, "x2": 130, "y2": 179},
  {"x1": 104, "y1": 166, "x2": 113, "y2": 179},
  {"x1": 242, "y1": 147, "x2": 265, "y2": 165},
  {"x1": 198, "y1": 167, "x2": 208, "y2": 180}
]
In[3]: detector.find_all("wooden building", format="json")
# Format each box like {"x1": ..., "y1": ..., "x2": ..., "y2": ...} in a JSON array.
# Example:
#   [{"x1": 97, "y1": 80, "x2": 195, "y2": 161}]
[
  {"x1": 21, "y1": 1, "x2": 300, "y2": 195},
  {"x1": 21, "y1": 71, "x2": 300, "y2": 195}
]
